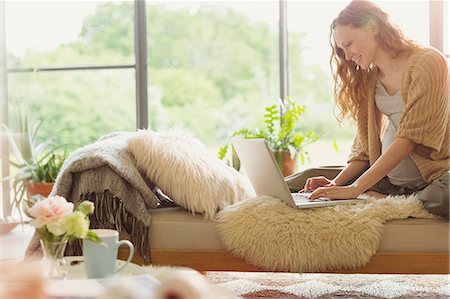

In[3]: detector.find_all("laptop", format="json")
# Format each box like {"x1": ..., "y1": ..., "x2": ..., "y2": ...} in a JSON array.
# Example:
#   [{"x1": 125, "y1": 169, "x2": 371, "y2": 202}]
[{"x1": 232, "y1": 138, "x2": 365, "y2": 209}]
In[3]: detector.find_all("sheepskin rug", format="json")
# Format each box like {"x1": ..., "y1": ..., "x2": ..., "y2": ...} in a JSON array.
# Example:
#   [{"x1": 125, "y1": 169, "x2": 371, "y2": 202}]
[
  {"x1": 128, "y1": 130, "x2": 255, "y2": 219},
  {"x1": 215, "y1": 194, "x2": 437, "y2": 272}
]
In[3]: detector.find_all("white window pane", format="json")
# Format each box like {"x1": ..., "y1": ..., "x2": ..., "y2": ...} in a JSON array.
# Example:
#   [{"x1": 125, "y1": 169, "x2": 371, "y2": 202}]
[
  {"x1": 8, "y1": 70, "x2": 136, "y2": 147},
  {"x1": 5, "y1": 1, "x2": 134, "y2": 68},
  {"x1": 379, "y1": 1, "x2": 429, "y2": 46},
  {"x1": 146, "y1": 1, "x2": 279, "y2": 149}
]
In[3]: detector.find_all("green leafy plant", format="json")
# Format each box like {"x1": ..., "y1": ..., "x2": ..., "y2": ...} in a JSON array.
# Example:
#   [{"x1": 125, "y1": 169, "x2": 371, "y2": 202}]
[
  {"x1": 218, "y1": 98, "x2": 319, "y2": 165},
  {"x1": 1, "y1": 110, "x2": 69, "y2": 213}
]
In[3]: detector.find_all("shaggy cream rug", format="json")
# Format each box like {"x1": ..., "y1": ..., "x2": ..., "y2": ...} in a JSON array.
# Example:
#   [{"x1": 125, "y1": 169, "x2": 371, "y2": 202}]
[
  {"x1": 206, "y1": 272, "x2": 450, "y2": 299},
  {"x1": 216, "y1": 195, "x2": 437, "y2": 272}
]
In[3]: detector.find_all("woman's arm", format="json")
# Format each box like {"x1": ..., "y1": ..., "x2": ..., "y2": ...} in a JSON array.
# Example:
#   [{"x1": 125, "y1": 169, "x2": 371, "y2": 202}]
[
  {"x1": 332, "y1": 160, "x2": 369, "y2": 186},
  {"x1": 301, "y1": 160, "x2": 368, "y2": 191},
  {"x1": 351, "y1": 137, "x2": 415, "y2": 193},
  {"x1": 310, "y1": 137, "x2": 416, "y2": 199}
]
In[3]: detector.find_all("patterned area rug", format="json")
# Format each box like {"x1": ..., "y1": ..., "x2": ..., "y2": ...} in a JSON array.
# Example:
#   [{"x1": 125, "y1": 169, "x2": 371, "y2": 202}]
[{"x1": 205, "y1": 272, "x2": 450, "y2": 298}]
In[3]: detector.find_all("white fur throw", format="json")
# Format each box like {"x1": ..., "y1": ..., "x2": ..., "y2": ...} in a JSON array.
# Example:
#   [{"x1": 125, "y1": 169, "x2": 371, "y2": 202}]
[
  {"x1": 216, "y1": 194, "x2": 437, "y2": 272},
  {"x1": 128, "y1": 130, "x2": 255, "y2": 219}
]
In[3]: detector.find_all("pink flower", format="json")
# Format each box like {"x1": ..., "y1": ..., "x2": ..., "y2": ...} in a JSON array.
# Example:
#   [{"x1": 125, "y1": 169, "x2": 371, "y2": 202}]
[{"x1": 28, "y1": 196, "x2": 74, "y2": 232}]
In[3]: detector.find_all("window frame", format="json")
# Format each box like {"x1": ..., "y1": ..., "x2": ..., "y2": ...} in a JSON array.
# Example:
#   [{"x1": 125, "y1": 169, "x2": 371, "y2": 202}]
[{"x1": 430, "y1": 0, "x2": 448, "y2": 57}]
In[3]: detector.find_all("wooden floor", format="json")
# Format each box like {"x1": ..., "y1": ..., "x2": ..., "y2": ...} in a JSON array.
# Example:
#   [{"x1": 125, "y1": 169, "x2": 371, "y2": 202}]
[{"x1": 118, "y1": 249, "x2": 450, "y2": 274}]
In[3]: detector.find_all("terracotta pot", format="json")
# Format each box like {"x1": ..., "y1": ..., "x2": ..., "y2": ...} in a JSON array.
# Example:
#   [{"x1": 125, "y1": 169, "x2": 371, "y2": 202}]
[
  {"x1": 273, "y1": 151, "x2": 298, "y2": 177},
  {"x1": 25, "y1": 182, "x2": 54, "y2": 198}
]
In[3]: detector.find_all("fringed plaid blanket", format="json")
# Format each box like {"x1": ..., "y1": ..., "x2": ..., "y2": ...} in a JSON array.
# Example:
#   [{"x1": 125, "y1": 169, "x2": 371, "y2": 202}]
[{"x1": 26, "y1": 131, "x2": 175, "y2": 263}]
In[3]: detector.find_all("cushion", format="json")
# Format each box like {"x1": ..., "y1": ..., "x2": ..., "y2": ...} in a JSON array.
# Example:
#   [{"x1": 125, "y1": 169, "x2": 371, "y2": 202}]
[
  {"x1": 127, "y1": 130, "x2": 255, "y2": 219},
  {"x1": 138, "y1": 207, "x2": 448, "y2": 252}
]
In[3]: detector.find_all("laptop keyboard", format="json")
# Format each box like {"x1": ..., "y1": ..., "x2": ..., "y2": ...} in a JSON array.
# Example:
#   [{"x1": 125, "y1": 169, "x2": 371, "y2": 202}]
[{"x1": 292, "y1": 192, "x2": 331, "y2": 203}]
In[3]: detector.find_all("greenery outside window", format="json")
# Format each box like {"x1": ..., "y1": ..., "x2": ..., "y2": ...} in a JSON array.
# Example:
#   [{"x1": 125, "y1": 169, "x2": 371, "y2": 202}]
[{"x1": 146, "y1": 1, "x2": 279, "y2": 147}]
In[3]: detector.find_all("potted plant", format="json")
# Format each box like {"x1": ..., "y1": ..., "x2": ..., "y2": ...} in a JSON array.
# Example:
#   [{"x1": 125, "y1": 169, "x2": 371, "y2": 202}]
[
  {"x1": 218, "y1": 98, "x2": 319, "y2": 176},
  {"x1": 1, "y1": 112, "x2": 68, "y2": 219}
]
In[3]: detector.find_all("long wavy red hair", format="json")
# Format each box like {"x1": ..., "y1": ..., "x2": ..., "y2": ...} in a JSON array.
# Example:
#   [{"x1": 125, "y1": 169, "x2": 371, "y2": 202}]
[{"x1": 330, "y1": 0, "x2": 419, "y2": 122}]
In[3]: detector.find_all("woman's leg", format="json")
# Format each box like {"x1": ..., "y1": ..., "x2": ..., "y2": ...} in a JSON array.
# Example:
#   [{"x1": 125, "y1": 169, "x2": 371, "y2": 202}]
[
  {"x1": 365, "y1": 172, "x2": 449, "y2": 219},
  {"x1": 284, "y1": 166, "x2": 343, "y2": 192},
  {"x1": 367, "y1": 177, "x2": 401, "y2": 197},
  {"x1": 415, "y1": 171, "x2": 449, "y2": 219}
]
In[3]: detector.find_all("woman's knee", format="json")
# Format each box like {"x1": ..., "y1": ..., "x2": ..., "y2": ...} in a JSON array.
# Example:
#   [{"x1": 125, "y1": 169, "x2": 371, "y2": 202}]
[
  {"x1": 421, "y1": 192, "x2": 449, "y2": 219},
  {"x1": 284, "y1": 169, "x2": 315, "y2": 192},
  {"x1": 417, "y1": 172, "x2": 449, "y2": 219},
  {"x1": 285, "y1": 167, "x2": 342, "y2": 192}
]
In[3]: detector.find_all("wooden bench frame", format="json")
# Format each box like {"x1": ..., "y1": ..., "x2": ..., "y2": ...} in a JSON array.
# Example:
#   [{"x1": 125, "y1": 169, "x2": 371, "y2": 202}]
[{"x1": 119, "y1": 249, "x2": 450, "y2": 274}]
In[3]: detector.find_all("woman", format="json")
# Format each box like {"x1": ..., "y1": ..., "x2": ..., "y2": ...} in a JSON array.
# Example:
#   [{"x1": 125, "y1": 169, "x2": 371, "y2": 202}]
[{"x1": 286, "y1": 0, "x2": 449, "y2": 218}]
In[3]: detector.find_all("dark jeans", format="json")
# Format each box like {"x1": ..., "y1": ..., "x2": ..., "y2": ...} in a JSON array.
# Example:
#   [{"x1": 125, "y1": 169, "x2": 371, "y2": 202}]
[{"x1": 285, "y1": 166, "x2": 449, "y2": 219}]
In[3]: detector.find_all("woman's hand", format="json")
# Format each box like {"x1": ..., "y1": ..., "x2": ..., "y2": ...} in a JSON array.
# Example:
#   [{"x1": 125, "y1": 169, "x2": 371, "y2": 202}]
[
  {"x1": 300, "y1": 176, "x2": 336, "y2": 192},
  {"x1": 309, "y1": 184, "x2": 362, "y2": 200}
]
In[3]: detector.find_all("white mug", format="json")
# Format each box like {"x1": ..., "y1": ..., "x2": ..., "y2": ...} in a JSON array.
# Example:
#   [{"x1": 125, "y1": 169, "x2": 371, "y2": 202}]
[{"x1": 83, "y1": 229, "x2": 134, "y2": 279}]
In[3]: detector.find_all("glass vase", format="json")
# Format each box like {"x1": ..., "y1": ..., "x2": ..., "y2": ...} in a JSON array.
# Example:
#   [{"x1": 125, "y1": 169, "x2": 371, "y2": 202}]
[{"x1": 40, "y1": 239, "x2": 69, "y2": 279}]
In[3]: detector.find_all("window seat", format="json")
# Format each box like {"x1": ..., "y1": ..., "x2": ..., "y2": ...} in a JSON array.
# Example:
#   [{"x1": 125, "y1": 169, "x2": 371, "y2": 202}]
[{"x1": 119, "y1": 207, "x2": 449, "y2": 274}]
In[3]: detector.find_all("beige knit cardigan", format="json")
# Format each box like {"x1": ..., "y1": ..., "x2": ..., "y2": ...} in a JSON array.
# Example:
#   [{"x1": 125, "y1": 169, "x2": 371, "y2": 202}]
[{"x1": 348, "y1": 47, "x2": 449, "y2": 183}]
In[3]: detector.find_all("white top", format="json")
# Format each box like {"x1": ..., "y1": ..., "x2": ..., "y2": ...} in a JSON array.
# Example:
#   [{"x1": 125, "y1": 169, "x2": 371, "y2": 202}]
[{"x1": 375, "y1": 81, "x2": 426, "y2": 188}]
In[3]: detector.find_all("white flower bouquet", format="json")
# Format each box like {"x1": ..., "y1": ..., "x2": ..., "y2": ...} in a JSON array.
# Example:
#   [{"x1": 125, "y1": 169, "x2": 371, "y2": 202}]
[{"x1": 25, "y1": 195, "x2": 101, "y2": 259}]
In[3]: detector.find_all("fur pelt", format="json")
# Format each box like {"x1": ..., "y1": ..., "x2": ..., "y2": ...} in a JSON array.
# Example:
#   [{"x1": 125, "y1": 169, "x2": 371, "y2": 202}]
[
  {"x1": 128, "y1": 129, "x2": 255, "y2": 219},
  {"x1": 216, "y1": 194, "x2": 437, "y2": 272}
]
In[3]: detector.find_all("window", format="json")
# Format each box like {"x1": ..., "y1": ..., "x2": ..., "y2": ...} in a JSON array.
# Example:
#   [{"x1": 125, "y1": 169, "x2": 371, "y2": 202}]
[
  {"x1": 145, "y1": 1, "x2": 279, "y2": 148},
  {"x1": 1, "y1": 1, "x2": 136, "y2": 216},
  {"x1": 5, "y1": 2, "x2": 134, "y2": 68},
  {"x1": 8, "y1": 70, "x2": 136, "y2": 146},
  {"x1": 4, "y1": 1, "x2": 135, "y2": 146}
]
